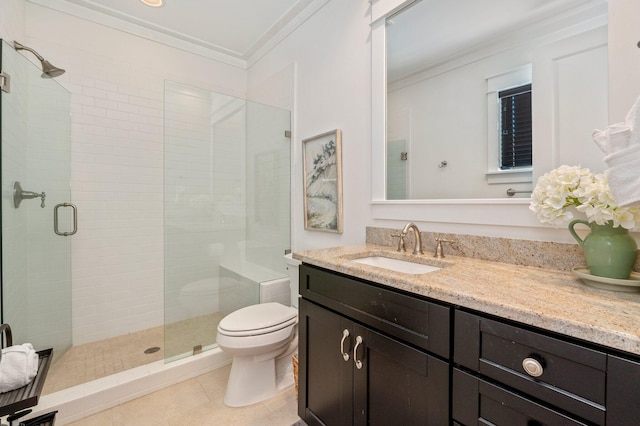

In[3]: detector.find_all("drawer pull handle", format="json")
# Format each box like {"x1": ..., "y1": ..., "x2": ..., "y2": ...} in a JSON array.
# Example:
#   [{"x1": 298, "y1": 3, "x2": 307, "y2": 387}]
[
  {"x1": 354, "y1": 336, "x2": 363, "y2": 369},
  {"x1": 522, "y1": 356, "x2": 544, "y2": 377},
  {"x1": 340, "y1": 329, "x2": 350, "y2": 361}
]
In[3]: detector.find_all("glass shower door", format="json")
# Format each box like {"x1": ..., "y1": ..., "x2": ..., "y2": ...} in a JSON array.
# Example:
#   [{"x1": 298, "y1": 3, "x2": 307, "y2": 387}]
[
  {"x1": 0, "y1": 40, "x2": 72, "y2": 357},
  {"x1": 164, "y1": 81, "x2": 291, "y2": 361}
]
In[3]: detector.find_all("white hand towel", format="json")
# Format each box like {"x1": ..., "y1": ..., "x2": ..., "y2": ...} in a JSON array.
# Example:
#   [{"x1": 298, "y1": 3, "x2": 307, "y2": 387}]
[
  {"x1": 593, "y1": 95, "x2": 640, "y2": 207},
  {"x1": 593, "y1": 95, "x2": 640, "y2": 154},
  {"x1": 605, "y1": 144, "x2": 640, "y2": 207},
  {"x1": 593, "y1": 124, "x2": 631, "y2": 155},
  {"x1": 0, "y1": 343, "x2": 39, "y2": 393}
]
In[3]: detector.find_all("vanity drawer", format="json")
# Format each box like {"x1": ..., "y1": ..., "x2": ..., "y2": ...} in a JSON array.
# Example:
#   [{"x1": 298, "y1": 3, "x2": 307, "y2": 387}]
[
  {"x1": 454, "y1": 310, "x2": 606, "y2": 425},
  {"x1": 300, "y1": 264, "x2": 450, "y2": 358},
  {"x1": 452, "y1": 368, "x2": 589, "y2": 426}
]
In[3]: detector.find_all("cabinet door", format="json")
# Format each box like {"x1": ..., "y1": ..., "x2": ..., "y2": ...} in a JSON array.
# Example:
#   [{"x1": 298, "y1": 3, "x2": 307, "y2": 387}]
[
  {"x1": 607, "y1": 354, "x2": 640, "y2": 425},
  {"x1": 299, "y1": 299, "x2": 353, "y2": 426},
  {"x1": 353, "y1": 324, "x2": 449, "y2": 426}
]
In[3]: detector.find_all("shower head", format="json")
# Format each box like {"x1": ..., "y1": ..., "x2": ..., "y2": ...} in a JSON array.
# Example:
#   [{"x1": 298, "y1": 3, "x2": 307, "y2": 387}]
[
  {"x1": 13, "y1": 41, "x2": 65, "y2": 78},
  {"x1": 39, "y1": 59, "x2": 66, "y2": 78}
]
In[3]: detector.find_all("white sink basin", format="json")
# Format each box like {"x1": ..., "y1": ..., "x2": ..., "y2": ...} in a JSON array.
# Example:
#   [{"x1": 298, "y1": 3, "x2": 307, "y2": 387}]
[{"x1": 353, "y1": 256, "x2": 441, "y2": 274}]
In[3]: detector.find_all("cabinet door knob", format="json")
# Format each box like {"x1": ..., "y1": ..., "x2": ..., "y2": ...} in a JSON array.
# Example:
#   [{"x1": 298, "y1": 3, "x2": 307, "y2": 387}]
[
  {"x1": 354, "y1": 336, "x2": 364, "y2": 369},
  {"x1": 340, "y1": 329, "x2": 350, "y2": 361},
  {"x1": 522, "y1": 356, "x2": 544, "y2": 377}
]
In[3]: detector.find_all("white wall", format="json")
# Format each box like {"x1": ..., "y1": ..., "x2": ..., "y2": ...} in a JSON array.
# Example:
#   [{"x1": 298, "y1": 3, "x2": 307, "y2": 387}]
[
  {"x1": 248, "y1": 0, "x2": 372, "y2": 251},
  {"x1": 0, "y1": 0, "x2": 26, "y2": 42},
  {"x1": 609, "y1": 0, "x2": 640, "y2": 122}
]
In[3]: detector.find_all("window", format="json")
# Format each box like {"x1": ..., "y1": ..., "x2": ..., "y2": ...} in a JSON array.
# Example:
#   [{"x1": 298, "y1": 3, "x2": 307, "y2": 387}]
[
  {"x1": 499, "y1": 84, "x2": 532, "y2": 170},
  {"x1": 486, "y1": 65, "x2": 532, "y2": 184}
]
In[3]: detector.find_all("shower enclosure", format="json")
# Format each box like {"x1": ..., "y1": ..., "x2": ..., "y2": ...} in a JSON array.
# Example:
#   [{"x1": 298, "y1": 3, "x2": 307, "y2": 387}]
[{"x1": 1, "y1": 39, "x2": 291, "y2": 392}]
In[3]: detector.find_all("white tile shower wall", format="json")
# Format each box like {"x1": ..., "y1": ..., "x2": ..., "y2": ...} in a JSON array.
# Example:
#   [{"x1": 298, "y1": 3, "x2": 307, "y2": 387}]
[
  {"x1": 67, "y1": 51, "x2": 165, "y2": 345},
  {"x1": 23, "y1": 3, "x2": 247, "y2": 344}
]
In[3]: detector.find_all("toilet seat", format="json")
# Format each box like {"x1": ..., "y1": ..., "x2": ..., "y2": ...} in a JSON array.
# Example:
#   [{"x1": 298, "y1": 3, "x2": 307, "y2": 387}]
[{"x1": 217, "y1": 302, "x2": 297, "y2": 337}]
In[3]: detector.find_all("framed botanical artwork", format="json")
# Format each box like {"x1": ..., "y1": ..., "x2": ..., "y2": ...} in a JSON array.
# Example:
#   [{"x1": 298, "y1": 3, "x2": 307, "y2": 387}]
[{"x1": 302, "y1": 129, "x2": 343, "y2": 233}]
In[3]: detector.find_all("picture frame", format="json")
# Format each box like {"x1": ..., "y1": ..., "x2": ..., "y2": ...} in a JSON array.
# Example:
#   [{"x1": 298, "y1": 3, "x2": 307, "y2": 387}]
[{"x1": 302, "y1": 129, "x2": 343, "y2": 233}]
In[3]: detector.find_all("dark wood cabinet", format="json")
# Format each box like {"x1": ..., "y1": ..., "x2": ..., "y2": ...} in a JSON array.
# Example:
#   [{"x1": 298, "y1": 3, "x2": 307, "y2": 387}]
[
  {"x1": 298, "y1": 264, "x2": 450, "y2": 426},
  {"x1": 453, "y1": 309, "x2": 640, "y2": 426},
  {"x1": 297, "y1": 262, "x2": 640, "y2": 425}
]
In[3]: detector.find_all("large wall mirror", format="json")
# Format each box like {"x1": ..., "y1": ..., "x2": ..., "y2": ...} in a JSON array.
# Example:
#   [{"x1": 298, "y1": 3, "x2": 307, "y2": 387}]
[{"x1": 370, "y1": 0, "x2": 613, "y2": 227}]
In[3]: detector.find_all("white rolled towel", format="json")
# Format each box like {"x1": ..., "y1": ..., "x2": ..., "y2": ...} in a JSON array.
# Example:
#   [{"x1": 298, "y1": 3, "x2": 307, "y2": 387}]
[
  {"x1": 604, "y1": 143, "x2": 640, "y2": 207},
  {"x1": 0, "y1": 343, "x2": 39, "y2": 393}
]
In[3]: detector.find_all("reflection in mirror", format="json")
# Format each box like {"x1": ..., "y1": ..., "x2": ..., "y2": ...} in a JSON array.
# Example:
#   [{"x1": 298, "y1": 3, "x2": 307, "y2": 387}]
[{"x1": 385, "y1": 0, "x2": 608, "y2": 200}]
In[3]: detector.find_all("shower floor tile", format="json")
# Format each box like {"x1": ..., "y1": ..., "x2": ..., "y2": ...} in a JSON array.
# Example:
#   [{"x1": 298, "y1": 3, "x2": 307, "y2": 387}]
[{"x1": 43, "y1": 312, "x2": 224, "y2": 394}]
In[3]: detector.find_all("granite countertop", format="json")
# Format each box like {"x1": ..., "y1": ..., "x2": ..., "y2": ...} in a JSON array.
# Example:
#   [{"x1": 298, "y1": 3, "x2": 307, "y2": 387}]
[{"x1": 293, "y1": 244, "x2": 640, "y2": 356}]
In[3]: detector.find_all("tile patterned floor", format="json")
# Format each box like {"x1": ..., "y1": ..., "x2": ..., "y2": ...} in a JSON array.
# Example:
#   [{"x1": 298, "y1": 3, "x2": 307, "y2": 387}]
[
  {"x1": 66, "y1": 364, "x2": 300, "y2": 426},
  {"x1": 44, "y1": 313, "x2": 224, "y2": 394}
]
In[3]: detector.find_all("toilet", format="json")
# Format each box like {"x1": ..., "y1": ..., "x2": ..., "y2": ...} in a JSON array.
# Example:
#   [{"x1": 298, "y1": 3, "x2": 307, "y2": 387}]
[{"x1": 216, "y1": 253, "x2": 301, "y2": 407}]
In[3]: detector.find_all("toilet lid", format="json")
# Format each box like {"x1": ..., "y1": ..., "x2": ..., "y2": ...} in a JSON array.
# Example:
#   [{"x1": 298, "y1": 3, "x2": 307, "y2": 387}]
[{"x1": 218, "y1": 302, "x2": 297, "y2": 336}]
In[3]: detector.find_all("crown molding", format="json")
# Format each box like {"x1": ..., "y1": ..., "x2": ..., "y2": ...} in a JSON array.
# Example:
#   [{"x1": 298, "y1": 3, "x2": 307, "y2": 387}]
[
  {"x1": 27, "y1": 0, "x2": 329, "y2": 70},
  {"x1": 246, "y1": 0, "x2": 330, "y2": 67}
]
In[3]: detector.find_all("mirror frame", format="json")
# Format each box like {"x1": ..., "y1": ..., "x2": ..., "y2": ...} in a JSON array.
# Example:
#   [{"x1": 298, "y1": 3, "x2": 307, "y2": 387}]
[{"x1": 369, "y1": 0, "x2": 609, "y2": 228}]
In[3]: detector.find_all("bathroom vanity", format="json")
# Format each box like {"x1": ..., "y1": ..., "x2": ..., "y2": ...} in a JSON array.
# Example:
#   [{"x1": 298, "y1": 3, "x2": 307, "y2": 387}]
[{"x1": 294, "y1": 245, "x2": 640, "y2": 426}]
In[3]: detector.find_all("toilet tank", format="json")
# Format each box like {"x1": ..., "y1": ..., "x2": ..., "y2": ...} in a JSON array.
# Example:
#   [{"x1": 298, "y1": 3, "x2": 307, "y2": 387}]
[{"x1": 285, "y1": 253, "x2": 301, "y2": 308}]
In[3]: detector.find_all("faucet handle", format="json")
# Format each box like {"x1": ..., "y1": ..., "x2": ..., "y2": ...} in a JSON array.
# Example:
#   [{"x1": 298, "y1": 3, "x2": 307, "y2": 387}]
[
  {"x1": 434, "y1": 238, "x2": 452, "y2": 258},
  {"x1": 391, "y1": 233, "x2": 406, "y2": 252}
]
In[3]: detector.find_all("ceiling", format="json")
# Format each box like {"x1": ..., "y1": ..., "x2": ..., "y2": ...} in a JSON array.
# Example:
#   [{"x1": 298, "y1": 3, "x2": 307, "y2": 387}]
[{"x1": 27, "y1": 0, "x2": 326, "y2": 67}]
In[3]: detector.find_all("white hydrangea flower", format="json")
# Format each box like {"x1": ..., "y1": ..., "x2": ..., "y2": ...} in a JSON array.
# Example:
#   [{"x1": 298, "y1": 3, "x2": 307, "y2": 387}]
[{"x1": 529, "y1": 165, "x2": 640, "y2": 230}]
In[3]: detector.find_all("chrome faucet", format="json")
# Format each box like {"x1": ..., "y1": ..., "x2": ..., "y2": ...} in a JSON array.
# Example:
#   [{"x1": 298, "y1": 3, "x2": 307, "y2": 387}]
[{"x1": 400, "y1": 222, "x2": 423, "y2": 255}]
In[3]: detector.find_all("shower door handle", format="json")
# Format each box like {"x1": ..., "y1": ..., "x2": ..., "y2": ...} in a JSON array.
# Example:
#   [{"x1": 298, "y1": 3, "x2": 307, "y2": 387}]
[{"x1": 54, "y1": 203, "x2": 78, "y2": 236}]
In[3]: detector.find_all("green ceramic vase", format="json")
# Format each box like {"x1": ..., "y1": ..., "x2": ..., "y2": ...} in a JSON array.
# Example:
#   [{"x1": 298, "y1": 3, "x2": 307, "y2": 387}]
[{"x1": 568, "y1": 219, "x2": 638, "y2": 279}]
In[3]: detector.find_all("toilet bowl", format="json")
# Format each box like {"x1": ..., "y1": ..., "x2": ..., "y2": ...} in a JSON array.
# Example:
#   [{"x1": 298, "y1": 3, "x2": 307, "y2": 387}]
[{"x1": 216, "y1": 302, "x2": 298, "y2": 407}]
